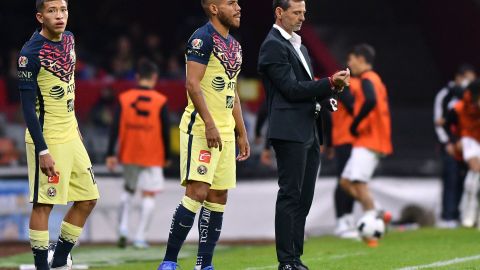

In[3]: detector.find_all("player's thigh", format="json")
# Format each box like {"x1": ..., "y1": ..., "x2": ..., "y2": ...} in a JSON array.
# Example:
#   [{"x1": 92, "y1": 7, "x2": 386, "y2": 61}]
[
  {"x1": 211, "y1": 140, "x2": 236, "y2": 190},
  {"x1": 180, "y1": 132, "x2": 220, "y2": 187},
  {"x1": 123, "y1": 164, "x2": 142, "y2": 193},
  {"x1": 138, "y1": 166, "x2": 165, "y2": 193},
  {"x1": 69, "y1": 138, "x2": 99, "y2": 202},
  {"x1": 26, "y1": 142, "x2": 74, "y2": 205},
  {"x1": 343, "y1": 147, "x2": 379, "y2": 182}
]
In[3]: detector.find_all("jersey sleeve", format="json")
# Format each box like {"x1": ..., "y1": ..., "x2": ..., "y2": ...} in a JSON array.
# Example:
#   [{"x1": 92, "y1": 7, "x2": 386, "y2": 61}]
[
  {"x1": 17, "y1": 49, "x2": 40, "y2": 91},
  {"x1": 185, "y1": 29, "x2": 213, "y2": 65}
]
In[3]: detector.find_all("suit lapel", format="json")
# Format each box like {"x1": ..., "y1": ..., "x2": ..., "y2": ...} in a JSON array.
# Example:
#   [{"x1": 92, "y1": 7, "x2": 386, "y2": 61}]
[{"x1": 271, "y1": 28, "x2": 312, "y2": 80}]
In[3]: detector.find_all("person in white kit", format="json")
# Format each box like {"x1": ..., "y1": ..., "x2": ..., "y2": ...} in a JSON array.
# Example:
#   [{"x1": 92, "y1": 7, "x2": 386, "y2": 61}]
[{"x1": 444, "y1": 79, "x2": 480, "y2": 228}]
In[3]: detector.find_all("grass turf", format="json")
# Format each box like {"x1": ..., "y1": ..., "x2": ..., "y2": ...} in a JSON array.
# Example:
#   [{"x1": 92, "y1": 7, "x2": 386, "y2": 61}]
[{"x1": 1, "y1": 228, "x2": 480, "y2": 270}]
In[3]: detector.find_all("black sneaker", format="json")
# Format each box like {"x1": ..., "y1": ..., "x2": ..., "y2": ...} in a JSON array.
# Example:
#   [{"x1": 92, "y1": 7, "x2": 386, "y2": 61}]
[{"x1": 278, "y1": 263, "x2": 298, "y2": 270}]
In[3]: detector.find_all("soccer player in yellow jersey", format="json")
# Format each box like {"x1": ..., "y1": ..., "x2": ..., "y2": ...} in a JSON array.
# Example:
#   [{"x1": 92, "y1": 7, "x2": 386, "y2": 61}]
[
  {"x1": 17, "y1": 1, "x2": 99, "y2": 269},
  {"x1": 158, "y1": 0, "x2": 249, "y2": 269}
]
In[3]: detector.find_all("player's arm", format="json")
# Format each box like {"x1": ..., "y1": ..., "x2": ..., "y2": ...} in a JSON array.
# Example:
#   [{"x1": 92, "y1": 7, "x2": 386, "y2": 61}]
[
  {"x1": 160, "y1": 104, "x2": 171, "y2": 165},
  {"x1": 443, "y1": 108, "x2": 459, "y2": 156},
  {"x1": 233, "y1": 89, "x2": 250, "y2": 161},
  {"x1": 339, "y1": 86, "x2": 354, "y2": 115},
  {"x1": 186, "y1": 61, "x2": 222, "y2": 151},
  {"x1": 350, "y1": 79, "x2": 377, "y2": 137},
  {"x1": 433, "y1": 88, "x2": 450, "y2": 144},
  {"x1": 258, "y1": 39, "x2": 348, "y2": 101},
  {"x1": 106, "y1": 104, "x2": 121, "y2": 171},
  {"x1": 18, "y1": 53, "x2": 56, "y2": 177}
]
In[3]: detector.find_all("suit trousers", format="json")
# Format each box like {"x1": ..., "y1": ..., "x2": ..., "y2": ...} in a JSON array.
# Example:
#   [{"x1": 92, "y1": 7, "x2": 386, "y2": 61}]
[{"x1": 271, "y1": 132, "x2": 320, "y2": 263}]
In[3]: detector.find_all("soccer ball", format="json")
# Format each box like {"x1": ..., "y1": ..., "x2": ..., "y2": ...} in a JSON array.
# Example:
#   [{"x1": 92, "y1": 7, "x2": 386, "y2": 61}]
[
  {"x1": 356, "y1": 214, "x2": 385, "y2": 240},
  {"x1": 47, "y1": 243, "x2": 73, "y2": 269}
]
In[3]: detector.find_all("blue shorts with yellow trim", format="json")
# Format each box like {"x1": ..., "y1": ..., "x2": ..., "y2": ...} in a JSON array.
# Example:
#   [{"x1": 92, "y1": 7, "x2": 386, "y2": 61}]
[
  {"x1": 180, "y1": 131, "x2": 236, "y2": 190},
  {"x1": 26, "y1": 136, "x2": 100, "y2": 205}
]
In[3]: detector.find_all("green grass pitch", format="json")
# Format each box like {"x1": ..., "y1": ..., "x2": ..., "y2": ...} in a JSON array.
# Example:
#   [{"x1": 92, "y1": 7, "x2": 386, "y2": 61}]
[{"x1": 1, "y1": 228, "x2": 480, "y2": 269}]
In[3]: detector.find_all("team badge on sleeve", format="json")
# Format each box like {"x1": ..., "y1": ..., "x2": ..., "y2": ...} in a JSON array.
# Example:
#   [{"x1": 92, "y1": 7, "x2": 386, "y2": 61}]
[
  {"x1": 191, "y1": 39, "x2": 204, "y2": 49},
  {"x1": 18, "y1": 56, "x2": 28, "y2": 68}
]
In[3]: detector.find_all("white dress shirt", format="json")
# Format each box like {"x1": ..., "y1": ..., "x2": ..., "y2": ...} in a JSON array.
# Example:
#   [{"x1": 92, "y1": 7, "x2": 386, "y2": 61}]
[{"x1": 273, "y1": 24, "x2": 312, "y2": 79}]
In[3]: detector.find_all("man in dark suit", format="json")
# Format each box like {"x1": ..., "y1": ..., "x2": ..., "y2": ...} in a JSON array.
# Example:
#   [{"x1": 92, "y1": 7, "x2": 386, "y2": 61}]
[{"x1": 258, "y1": 1, "x2": 349, "y2": 269}]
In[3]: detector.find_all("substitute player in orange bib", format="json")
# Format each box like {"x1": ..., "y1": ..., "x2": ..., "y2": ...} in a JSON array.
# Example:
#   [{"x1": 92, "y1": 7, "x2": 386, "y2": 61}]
[
  {"x1": 106, "y1": 60, "x2": 170, "y2": 249},
  {"x1": 339, "y1": 44, "x2": 393, "y2": 246}
]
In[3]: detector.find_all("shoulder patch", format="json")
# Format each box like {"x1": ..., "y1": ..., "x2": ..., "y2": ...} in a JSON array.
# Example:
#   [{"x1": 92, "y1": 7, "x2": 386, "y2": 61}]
[
  {"x1": 18, "y1": 56, "x2": 28, "y2": 68},
  {"x1": 191, "y1": 39, "x2": 204, "y2": 50}
]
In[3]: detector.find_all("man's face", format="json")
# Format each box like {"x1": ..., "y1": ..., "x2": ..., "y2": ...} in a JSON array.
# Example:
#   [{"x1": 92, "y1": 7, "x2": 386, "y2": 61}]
[
  {"x1": 217, "y1": 0, "x2": 242, "y2": 29},
  {"x1": 456, "y1": 70, "x2": 477, "y2": 88},
  {"x1": 347, "y1": 54, "x2": 363, "y2": 76},
  {"x1": 278, "y1": 1, "x2": 306, "y2": 33},
  {"x1": 37, "y1": 0, "x2": 68, "y2": 35}
]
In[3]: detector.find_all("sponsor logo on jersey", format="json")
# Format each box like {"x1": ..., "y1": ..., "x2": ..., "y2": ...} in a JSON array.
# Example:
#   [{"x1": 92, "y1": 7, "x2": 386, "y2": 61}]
[
  {"x1": 18, "y1": 56, "x2": 28, "y2": 68},
  {"x1": 199, "y1": 150, "x2": 212, "y2": 163},
  {"x1": 48, "y1": 174, "x2": 60, "y2": 184},
  {"x1": 226, "y1": 96, "x2": 234, "y2": 109},
  {"x1": 211, "y1": 77, "x2": 225, "y2": 92},
  {"x1": 197, "y1": 165, "x2": 208, "y2": 175},
  {"x1": 50, "y1": 85, "x2": 65, "y2": 100}
]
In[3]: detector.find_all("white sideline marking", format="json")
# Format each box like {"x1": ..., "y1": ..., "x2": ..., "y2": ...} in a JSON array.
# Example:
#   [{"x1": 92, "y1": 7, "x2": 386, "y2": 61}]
[
  {"x1": 244, "y1": 252, "x2": 366, "y2": 270},
  {"x1": 396, "y1": 254, "x2": 480, "y2": 270}
]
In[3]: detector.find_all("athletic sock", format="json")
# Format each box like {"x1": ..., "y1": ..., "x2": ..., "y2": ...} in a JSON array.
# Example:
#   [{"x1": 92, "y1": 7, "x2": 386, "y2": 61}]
[
  {"x1": 195, "y1": 201, "x2": 225, "y2": 269},
  {"x1": 51, "y1": 221, "x2": 83, "y2": 268},
  {"x1": 163, "y1": 196, "x2": 201, "y2": 262},
  {"x1": 29, "y1": 229, "x2": 49, "y2": 270},
  {"x1": 135, "y1": 196, "x2": 156, "y2": 242},
  {"x1": 462, "y1": 170, "x2": 480, "y2": 226},
  {"x1": 119, "y1": 191, "x2": 133, "y2": 237}
]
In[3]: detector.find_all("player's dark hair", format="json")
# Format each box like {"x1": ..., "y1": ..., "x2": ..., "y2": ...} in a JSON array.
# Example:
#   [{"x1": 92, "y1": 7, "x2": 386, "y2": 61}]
[
  {"x1": 201, "y1": 0, "x2": 218, "y2": 17},
  {"x1": 349, "y1": 43, "x2": 376, "y2": 65},
  {"x1": 273, "y1": 0, "x2": 305, "y2": 16},
  {"x1": 36, "y1": 0, "x2": 68, "y2": 12},
  {"x1": 456, "y1": 64, "x2": 476, "y2": 76},
  {"x1": 136, "y1": 59, "x2": 159, "y2": 80},
  {"x1": 467, "y1": 79, "x2": 480, "y2": 103}
]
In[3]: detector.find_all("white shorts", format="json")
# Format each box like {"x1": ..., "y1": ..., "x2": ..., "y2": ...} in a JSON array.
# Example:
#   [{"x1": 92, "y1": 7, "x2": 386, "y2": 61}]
[
  {"x1": 123, "y1": 165, "x2": 165, "y2": 193},
  {"x1": 341, "y1": 147, "x2": 380, "y2": 182},
  {"x1": 461, "y1": 137, "x2": 480, "y2": 161}
]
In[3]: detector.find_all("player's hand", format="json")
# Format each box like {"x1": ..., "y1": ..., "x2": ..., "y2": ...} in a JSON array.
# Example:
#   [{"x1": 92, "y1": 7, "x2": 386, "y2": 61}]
[
  {"x1": 165, "y1": 160, "x2": 172, "y2": 168},
  {"x1": 236, "y1": 134, "x2": 250, "y2": 161},
  {"x1": 260, "y1": 149, "x2": 273, "y2": 166},
  {"x1": 435, "y1": 117, "x2": 445, "y2": 127},
  {"x1": 322, "y1": 146, "x2": 335, "y2": 160},
  {"x1": 349, "y1": 123, "x2": 359, "y2": 137},
  {"x1": 445, "y1": 143, "x2": 456, "y2": 156},
  {"x1": 39, "y1": 153, "x2": 57, "y2": 177},
  {"x1": 205, "y1": 124, "x2": 223, "y2": 151},
  {"x1": 106, "y1": 156, "x2": 118, "y2": 172}
]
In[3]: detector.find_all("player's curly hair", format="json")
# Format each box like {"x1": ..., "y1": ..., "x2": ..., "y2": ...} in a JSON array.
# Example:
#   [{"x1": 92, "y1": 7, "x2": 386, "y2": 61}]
[{"x1": 36, "y1": 0, "x2": 68, "y2": 12}]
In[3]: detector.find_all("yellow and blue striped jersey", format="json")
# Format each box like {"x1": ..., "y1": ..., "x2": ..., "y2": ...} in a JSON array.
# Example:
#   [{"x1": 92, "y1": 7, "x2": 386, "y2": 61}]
[
  {"x1": 179, "y1": 22, "x2": 242, "y2": 141},
  {"x1": 18, "y1": 30, "x2": 79, "y2": 146}
]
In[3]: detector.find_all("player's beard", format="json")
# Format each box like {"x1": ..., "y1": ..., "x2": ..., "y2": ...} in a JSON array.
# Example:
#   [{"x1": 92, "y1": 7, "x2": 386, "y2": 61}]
[{"x1": 218, "y1": 11, "x2": 239, "y2": 29}]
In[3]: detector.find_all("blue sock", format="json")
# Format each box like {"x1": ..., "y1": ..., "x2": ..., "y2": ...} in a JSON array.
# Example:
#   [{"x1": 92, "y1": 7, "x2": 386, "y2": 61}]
[
  {"x1": 51, "y1": 237, "x2": 74, "y2": 267},
  {"x1": 196, "y1": 207, "x2": 223, "y2": 268},
  {"x1": 32, "y1": 248, "x2": 49, "y2": 270},
  {"x1": 163, "y1": 204, "x2": 196, "y2": 262}
]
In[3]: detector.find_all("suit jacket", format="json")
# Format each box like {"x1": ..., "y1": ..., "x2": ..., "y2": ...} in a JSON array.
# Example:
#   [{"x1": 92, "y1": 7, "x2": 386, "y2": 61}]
[{"x1": 258, "y1": 27, "x2": 334, "y2": 143}]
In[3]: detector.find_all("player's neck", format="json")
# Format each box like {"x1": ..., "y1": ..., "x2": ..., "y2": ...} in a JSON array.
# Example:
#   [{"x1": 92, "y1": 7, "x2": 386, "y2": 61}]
[
  {"x1": 210, "y1": 19, "x2": 229, "y2": 39},
  {"x1": 40, "y1": 27, "x2": 63, "y2": 42}
]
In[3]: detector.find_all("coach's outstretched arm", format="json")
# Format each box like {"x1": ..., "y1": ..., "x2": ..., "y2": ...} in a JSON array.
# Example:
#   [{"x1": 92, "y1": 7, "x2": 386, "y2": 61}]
[
  {"x1": 186, "y1": 60, "x2": 222, "y2": 151},
  {"x1": 258, "y1": 39, "x2": 348, "y2": 101}
]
